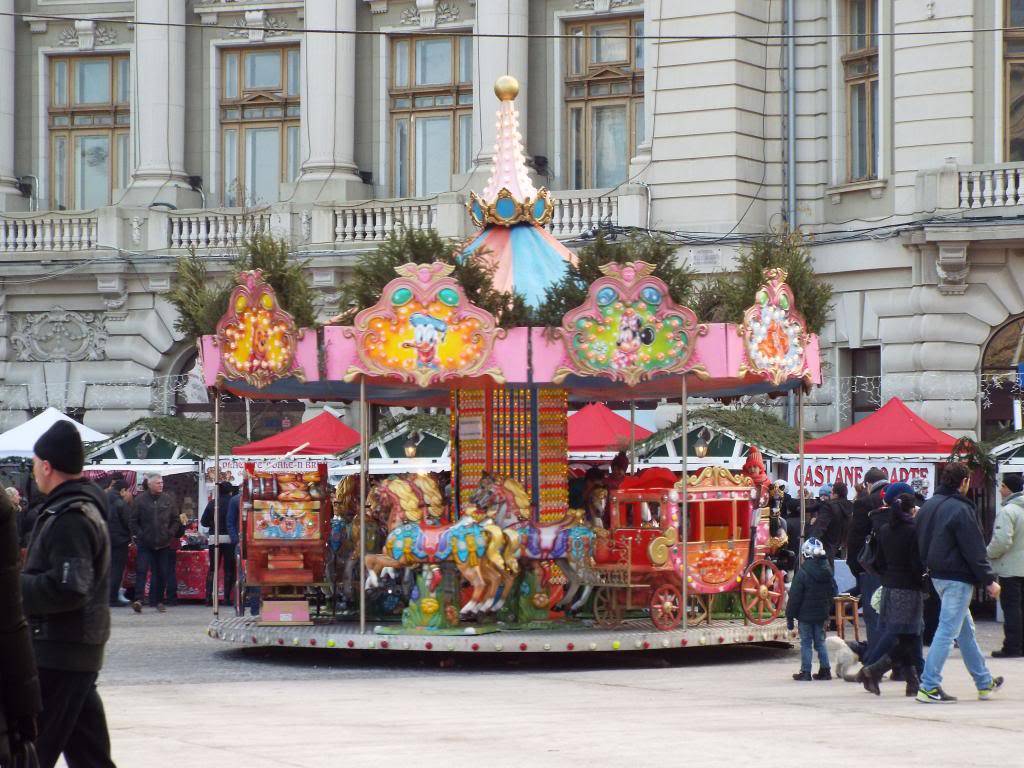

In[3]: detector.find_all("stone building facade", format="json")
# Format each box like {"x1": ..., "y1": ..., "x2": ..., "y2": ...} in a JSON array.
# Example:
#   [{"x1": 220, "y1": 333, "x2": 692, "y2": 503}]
[{"x1": 0, "y1": 0, "x2": 1022, "y2": 440}]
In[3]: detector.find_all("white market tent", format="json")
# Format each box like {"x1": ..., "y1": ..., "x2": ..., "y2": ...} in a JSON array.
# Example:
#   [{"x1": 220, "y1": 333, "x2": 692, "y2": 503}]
[{"x1": 0, "y1": 407, "x2": 109, "y2": 457}]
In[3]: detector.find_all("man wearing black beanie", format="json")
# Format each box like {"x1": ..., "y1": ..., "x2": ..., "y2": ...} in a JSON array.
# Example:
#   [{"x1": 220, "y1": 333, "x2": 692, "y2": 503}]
[{"x1": 21, "y1": 419, "x2": 115, "y2": 767}]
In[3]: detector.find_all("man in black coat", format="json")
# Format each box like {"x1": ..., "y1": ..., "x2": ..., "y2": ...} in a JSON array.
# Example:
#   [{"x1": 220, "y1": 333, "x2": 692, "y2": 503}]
[
  {"x1": 130, "y1": 473, "x2": 184, "y2": 613},
  {"x1": 202, "y1": 481, "x2": 238, "y2": 606},
  {"x1": 106, "y1": 479, "x2": 133, "y2": 607},
  {"x1": 810, "y1": 481, "x2": 854, "y2": 561},
  {"x1": 846, "y1": 468, "x2": 889, "y2": 643},
  {"x1": 1, "y1": 488, "x2": 41, "y2": 765},
  {"x1": 21, "y1": 420, "x2": 114, "y2": 767}
]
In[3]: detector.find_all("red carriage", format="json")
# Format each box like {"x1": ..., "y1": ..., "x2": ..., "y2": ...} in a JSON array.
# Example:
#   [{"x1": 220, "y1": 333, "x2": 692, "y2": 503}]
[{"x1": 590, "y1": 466, "x2": 785, "y2": 630}]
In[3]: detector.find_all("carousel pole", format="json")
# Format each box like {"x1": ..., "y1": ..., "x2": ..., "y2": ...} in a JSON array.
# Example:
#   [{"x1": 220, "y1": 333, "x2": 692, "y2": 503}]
[
  {"x1": 212, "y1": 389, "x2": 220, "y2": 618},
  {"x1": 244, "y1": 397, "x2": 252, "y2": 440},
  {"x1": 358, "y1": 375, "x2": 368, "y2": 635},
  {"x1": 798, "y1": 385, "x2": 806, "y2": 563},
  {"x1": 629, "y1": 399, "x2": 637, "y2": 473},
  {"x1": 680, "y1": 376, "x2": 688, "y2": 630}
]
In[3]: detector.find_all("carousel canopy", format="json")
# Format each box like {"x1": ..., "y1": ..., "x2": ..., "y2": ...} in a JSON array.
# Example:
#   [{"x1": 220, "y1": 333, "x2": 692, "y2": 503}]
[
  {"x1": 232, "y1": 412, "x2": 360, "y2": 456},
  {"x1": 803, "y1": 397, "x2": 957, "y2": 455},
  {"x1": 461, "y1": 76, "x2": 573, "y2": 308},
  {"x1": 0, "y1": 408, "x2": 108, "y2": 457},
  {"x1": 568, "y1": 403, "x2": 652, "y2": 452}
]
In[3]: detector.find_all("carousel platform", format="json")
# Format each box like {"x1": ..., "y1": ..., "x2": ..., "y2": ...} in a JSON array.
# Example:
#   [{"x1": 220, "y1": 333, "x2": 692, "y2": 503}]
[{"x1": 207, "y1": 615, "x2": 795, "y2": 654}]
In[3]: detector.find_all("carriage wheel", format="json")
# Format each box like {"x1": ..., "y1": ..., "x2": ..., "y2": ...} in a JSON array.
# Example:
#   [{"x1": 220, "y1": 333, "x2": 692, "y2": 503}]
[
  {"x1": 593, "y1": 587, "x2": 624, "y2": 628},
  {"x1": 740, "y1": 559, "x2": 784, "y2": 625},
  {"x1": 649, "y1": 583, "x2": 683, "y2": 631}
]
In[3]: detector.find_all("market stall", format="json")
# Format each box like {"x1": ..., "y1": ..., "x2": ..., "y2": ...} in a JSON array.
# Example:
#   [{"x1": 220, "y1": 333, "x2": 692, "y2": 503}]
[
  {"x1": 197, "y1": 77, "x2": 822, "y2": 654},
  {"x1": 785, "y1": 397, "x2": 958, "y2": 496},
  {"x1": 86, "y1": 416, "x2": 246, "y2": 602}
]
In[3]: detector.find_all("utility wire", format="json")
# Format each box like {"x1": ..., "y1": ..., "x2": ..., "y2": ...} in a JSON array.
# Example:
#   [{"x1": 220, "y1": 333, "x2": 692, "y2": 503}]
[{"x1": 0, "y1": 10, "x2": 1020, "y2": 43}]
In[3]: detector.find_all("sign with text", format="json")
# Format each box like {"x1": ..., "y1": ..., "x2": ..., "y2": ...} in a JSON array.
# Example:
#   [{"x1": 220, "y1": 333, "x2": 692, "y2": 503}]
[{"x1": 791, "y1": 460, "x2": 935, "y2": 497}]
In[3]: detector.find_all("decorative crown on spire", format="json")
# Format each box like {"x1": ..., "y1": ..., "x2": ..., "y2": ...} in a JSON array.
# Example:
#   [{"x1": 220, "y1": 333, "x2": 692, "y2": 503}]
[{"x1": 467, "y1": 75, "x2": 554, "y2": 228}]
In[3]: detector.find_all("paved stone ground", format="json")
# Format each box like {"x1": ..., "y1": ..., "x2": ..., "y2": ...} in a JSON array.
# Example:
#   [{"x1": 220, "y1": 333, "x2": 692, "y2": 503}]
[{"x1": 59, "y1": 605, "x2": 1024, "y2": 768}]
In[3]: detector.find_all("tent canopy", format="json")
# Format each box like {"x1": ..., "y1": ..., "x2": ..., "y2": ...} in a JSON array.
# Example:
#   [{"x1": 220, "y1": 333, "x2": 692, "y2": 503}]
[
  {"x1": 568, "y1": 403, "x2": 652, "y2": 453},
  {"x1": 803, "y1": 398, "x2": 957, "y2": 455},
  {"x1": 0, "y1": 408, "x2": 109, "y2": 458},
  {"x1": 232, "y1": 411, "x2": 360, "y2": 456}
]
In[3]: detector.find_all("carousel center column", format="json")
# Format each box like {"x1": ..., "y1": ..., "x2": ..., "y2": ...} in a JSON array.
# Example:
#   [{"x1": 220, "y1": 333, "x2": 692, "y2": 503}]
[
  {"x1": 294, "y1": 0, "x2": 368, "y2": 202},
  {"x1": 123, "y1": 0, "x2": 199, "y2": 207},
  {"x1": 471, "y1": 0, "x2": 528, "y2": 175},
  {"x1": 0, "y1": 0, "x2": 25, "y2": 211}
]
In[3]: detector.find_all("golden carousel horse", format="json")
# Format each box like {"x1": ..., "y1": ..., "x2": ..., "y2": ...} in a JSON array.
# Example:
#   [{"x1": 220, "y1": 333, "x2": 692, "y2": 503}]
[{"x1": 363, "y1": 475, "x2": 518, "y2": 618}]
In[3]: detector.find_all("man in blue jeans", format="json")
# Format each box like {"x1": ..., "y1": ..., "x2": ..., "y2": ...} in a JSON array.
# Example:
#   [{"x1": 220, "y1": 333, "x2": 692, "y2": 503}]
[{"x1": 916, "y1": 462, "x2": 1003, "y2": 703}]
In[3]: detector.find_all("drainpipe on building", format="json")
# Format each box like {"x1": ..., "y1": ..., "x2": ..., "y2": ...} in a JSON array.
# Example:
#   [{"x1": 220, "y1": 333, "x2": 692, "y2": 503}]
[{"x1": 786, "y1": 0, "x2": 797, "y2": 229}]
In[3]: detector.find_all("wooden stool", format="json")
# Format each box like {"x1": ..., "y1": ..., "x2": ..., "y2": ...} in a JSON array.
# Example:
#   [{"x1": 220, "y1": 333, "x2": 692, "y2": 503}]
[{"x1": 834, "y1": 594, "x2": 861, "y2": 642}]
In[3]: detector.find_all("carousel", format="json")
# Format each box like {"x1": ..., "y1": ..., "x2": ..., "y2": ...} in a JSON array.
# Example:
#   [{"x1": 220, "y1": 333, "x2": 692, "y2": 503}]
[{"x1": 200, "y1": 77, "x2": 821, "y2": 654}]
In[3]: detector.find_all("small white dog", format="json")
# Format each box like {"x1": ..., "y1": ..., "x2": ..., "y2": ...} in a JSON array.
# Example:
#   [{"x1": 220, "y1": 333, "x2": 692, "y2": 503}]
[{"x1": 825, "y1": 635, "x2": 863, "y2": 682}]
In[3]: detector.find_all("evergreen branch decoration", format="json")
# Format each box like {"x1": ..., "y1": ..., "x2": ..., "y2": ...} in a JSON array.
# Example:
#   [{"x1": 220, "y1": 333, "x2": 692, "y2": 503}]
[
  {"x1": 948, "y1": 436, "x2": 997, "y2": 484},
  {"x1": 637, "y1": 407, "x2": 799, "y2": 456},
  {"x1": 534, "y1": 233, "x2": 697, "y2": 328},
  {"x1": 716, "y1": 228, "x2": 833, "y2": 335},
  {"x1": 336, "y1": 228, "x2": 532, "y2": 328},
  {"x1": 166, "y1": 234, "x2": 317, "y2": 342}
]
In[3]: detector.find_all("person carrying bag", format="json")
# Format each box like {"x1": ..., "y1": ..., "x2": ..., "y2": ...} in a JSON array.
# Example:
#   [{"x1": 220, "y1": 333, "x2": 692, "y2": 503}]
[{"x1": 0, "y1": 488, "x2": 41, "y2": 768}]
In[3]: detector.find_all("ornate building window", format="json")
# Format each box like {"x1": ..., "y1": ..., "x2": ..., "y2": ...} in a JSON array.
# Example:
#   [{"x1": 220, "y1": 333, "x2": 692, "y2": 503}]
[
  {"x1": 1006, "y1": 1, "x2": 1024, "y2": 160},
  {"x1": 48, "y1": 53, "x2": 130, "y2": 210},
  {"x1": 981, "y1": 317, "x2": 1024, "y2": 441},
  {"x1": 389, "y1": 35, "x2": 473, "y2": 197},
  {"x1": 564, "y1": 16, "x2": 644, "y2": 189},
  {"x1": 843, "y1": 0, "x2": 878, "y2": 181},
  {"x1": 220, "y1": 45, "x2": 301, "y2": 206}
]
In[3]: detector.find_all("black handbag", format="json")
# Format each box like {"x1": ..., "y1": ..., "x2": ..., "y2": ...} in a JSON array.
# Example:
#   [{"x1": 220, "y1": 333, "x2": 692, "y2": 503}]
[{"x1": 857, "y1": 530, "x2": 881, "y2": 576}]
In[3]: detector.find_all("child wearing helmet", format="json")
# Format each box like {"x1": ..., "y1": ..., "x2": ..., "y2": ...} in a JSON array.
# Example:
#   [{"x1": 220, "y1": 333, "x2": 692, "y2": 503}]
[{"x1": 786, "y1": 537, "x2": 838, "y2": 681}]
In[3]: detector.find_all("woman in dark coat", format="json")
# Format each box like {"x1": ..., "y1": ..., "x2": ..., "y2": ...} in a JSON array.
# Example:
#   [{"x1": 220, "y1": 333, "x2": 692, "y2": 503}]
[
  {"x1": 857, "y1": 492, "x2": 925, "y2": 696},
  {"x1": 0, "y1": 489, "x2": 42, "y2": 763}
]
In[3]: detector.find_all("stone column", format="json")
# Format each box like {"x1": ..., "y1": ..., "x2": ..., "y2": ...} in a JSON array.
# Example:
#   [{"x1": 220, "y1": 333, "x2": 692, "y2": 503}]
[
  {"x1": 294, "y1": 0, "x2": 366, "y2": 202},
  {"x1": 0, "y1": 0, "x2": 25, "y2": 210},
  {"x1": 628, "y1": 0, "x2": 658, "y2": 176},
  {"x1": 124, "y1": 0, "x2": 198, "y2": 207},
  {"x1": 472, "y1": 0, "x2": 528, "y2": 169}
]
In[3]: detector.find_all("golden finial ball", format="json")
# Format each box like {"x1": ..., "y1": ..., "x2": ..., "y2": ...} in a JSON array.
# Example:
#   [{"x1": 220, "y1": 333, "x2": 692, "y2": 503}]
[{"x1": 494, "y1": 75, "x2": 520, "y2": 102}]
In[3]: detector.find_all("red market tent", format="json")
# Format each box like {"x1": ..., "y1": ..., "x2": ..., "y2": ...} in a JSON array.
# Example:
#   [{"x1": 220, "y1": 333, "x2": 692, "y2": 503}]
[
  {"x1": 232, "y1": 412, "x2": 360, "y2": 456},
  {"x1": 803, "y1": 397, "x2": 958, "y2": 455},
  {"x1": 568, "y1": 403, "x2": 652, "y2": 453}
]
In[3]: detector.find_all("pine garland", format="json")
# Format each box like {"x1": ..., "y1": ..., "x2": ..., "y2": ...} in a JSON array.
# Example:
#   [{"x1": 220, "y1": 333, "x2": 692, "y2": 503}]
[
  {"x1": 337, "y1": 228, "x2": 531, "y2": 328},
  {"x1": 534, "y1": 233, "x2": 697, "y2": 328},
  {"x1": 167, "y1": 234, "x2": 317, "y2": 341},
  {"x1": 711, "y1": 228, "x2": 833, "y2": 334}
]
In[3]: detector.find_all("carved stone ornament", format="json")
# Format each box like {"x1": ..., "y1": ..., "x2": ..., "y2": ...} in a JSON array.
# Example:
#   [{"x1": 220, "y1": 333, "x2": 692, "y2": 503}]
[
  {"x1": 402, "y1": 1, "x2": 460, "y2": 27},
  {"x1": 58, "y1": 21, "x2": 117, "y2": 50},
  {"x1": 736, "y1": 268, "x2": 812, "y2": 387},
  {"x1": 555, "y1": 261, "x2": 706, "y2": 387},
  {"x1": 10, "y1": 308, "x2": 108, "y2": 363},
  {"x1": 936, "y1": 243, "x2": 969, "y2": 295},
  {"x1": 226, "y1": 12, "x2": 290, "y2": 42}
]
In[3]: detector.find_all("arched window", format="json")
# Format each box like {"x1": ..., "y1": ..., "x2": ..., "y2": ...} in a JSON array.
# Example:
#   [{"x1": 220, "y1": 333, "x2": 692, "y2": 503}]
[{"x1": 981, "y1": 317, "x2": 1024, "y2": 441}]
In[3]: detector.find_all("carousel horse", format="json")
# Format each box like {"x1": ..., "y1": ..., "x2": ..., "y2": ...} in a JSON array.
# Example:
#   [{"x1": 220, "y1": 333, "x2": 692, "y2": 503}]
[
  {"x1": 325, "y1": 475, "x2": 381, "y2": 604},
  {"x1": 364, "y1": 477, "x2": 515, "y2": 618},
  {"x1": 582, "y1": 482, "x2": 610, "y2": 529},
  {"x1": 471, "y1": 472, "x2": 598, "y2": 613}
]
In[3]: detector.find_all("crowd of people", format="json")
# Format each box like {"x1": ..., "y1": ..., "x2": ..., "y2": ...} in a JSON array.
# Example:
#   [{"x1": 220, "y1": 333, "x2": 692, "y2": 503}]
[{"x1": 783, "y1": 461, "x2": 1022, "y2": 704}]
